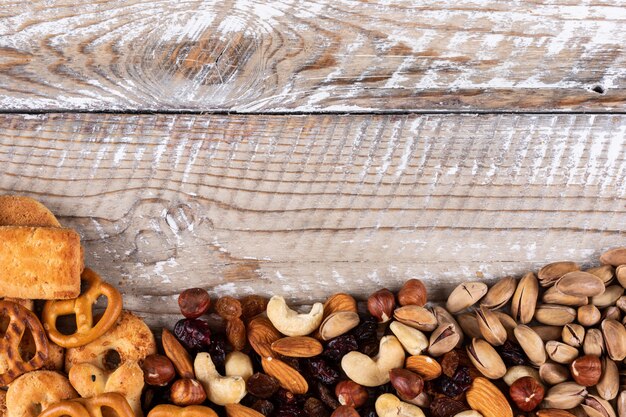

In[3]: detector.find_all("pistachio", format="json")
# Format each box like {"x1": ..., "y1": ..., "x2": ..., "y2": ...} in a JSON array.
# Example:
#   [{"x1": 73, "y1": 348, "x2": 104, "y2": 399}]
[
  {"x1": 603, "y1": 305, "x2": 622, "y2": 321},
  {"x1": 618, "y1": 391, "x2": 626, "y2": 417},
  {"x1": 492, "y1": 311, "x2": 516, "y2": 342},
  {"x1": 428, "y1": 323, "x2": 459, "y2": 357},
  {"x1": 561, "y1": 324, "x2": 585, "y2": 348},
  {"x1": 466, "y1": 338, "x2": 506, "y2": 379},
  {"x1": 480, "y1": 277, "x2": 516, "y2": 310},
  {"x1": 456, "y1": 313, "x2": 482, "y2": 339},
  {"x1": 586, "y1": 264, "x2": 615, "y2": 285},
  {"x1": 555, "y1": 271, "x2": 605, "y2": 297},
  {"x1": 545, "y1": 341, "x2": 579, "y2": 364},
  {"x1": 543, "y1": 382, "x2": 587, "y2": 409},
  {"x1": 577, "y1": 304, "x2": 601, "y2": 327},
  {"x1": 542, "y1": 286, "x2": 588, "y2": 307},
  {"x1": 531, "y1": 325, "x2": 563, "y2": 342},
  {"x1": 534, "y1": 304, "x2": 576, "y2": 326},
  {"x1": 393, "y1": 306, "x2": 437, "y2": 332},
  {"x1": 446, "y1": 282, "x2": 487, "y2": 314},
  {"x1": 601, "y1": 319, "x2": 626, "y2": 361},
  {"x1": 511, "y1": 272, "x2": 538, "y2": 324},
  {"x1": 319, "y1": 311, "x2": 360, "y2": 341},
  {"x1": 389, "y1": 321, "x2": 428, "y2": 356},
  {"x1": 581, "y1": 395, "x2": 616, "y2": 417},
  {"x1": 617, "y1": 265, "x2": 626, "y2": 289},
  {"x1": 583, "y1": 328, "x2": 605, "y2": 357},
  {"x1": 600, "y1": 247, "x2": 626, "y2": 267},
  {"x1": 539, "y1": 362, "x2": 570, "y2": 386},
  {"x1": 538, "y1": 262, "x2": 579, "y2": 287},
  {"x1": 597, "y1": 357, "x2": 619, "y2": 401},
  {"x1": 502, "y1": 365, "x2": 541, "y2": 387},
  {"x1": 475, "y1": 306, "x2": 507, "y2": 346},
  {"x1": 514, "y1": 325, "x2": 546, "y2": 366},
  {"x1": 431, "y1": 306, "x2": 464, "y2": 348},
  {"x1": 592, "y1": 285, "x2": 625, "y2": 308}
]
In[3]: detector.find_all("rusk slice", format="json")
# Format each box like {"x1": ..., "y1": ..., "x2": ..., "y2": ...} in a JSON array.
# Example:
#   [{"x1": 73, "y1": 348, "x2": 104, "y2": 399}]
[{"x1": 0, "y1": 226, "x2": 82, "y2": 299}]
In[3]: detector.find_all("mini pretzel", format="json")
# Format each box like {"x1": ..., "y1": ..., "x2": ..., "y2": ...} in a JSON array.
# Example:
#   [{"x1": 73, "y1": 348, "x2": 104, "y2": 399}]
[
  {"x1": 43, "y1": 268, "x2": 122, "y2": 348},
  {"x1": 0, "y1": 300, "x2": 49, "y2": 385},
  {"x1": 74, "y1": 392, "x2": 135, "y2": 417},
  {"x1": 147, "y1": 405, "x2": 219, "y2": 417},
  {"x1": 37, "y1": 401, "x2": 89, "y2": 417}
]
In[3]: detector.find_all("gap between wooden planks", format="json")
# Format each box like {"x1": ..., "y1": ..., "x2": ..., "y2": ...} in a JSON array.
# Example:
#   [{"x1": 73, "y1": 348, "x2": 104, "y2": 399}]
[
  {"x1": 0, "y1": 0, "x2": 625, "y2": 112},
  {"x1": 1, "y1": 112, "x2": 625, "y2": 329}
]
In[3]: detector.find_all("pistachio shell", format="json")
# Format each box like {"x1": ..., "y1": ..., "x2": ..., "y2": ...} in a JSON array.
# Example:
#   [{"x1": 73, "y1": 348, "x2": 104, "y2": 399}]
[
  {"x1": 480, "y1": 277, "x2": 516, "y2": 310},
  {"x1": 446, "y1": 282, "x2": 487, "y2": 314},
  {"x1": 455, "y1": 313, "x2": 482, "y2": 339},
  {"x1": 592, "y1": 285, "x2": 624, "y2": 308},
  {"x1": 492, "y1": 311, "x2": 516, "y2": 342},
  {"x1": 618, "y1": 391, "x2": 626, "y2": 417},
  {"x1": 534, "y1": 304, "x2": 576, "y2": 326},
  {"x1": 586, "y1": 265, "x2": 615, "y2": 285},
  {"x1": 601, "y1": 319, "x2": 626, "y2": 361},
  {"x1": 581, "y1": 395, "x2": 617, "y2": 417},
  {"x1": 603, "y1": 306, "x2": 622, "y2": 321},
  {"x1": 545, "y1": 341, "x2": 579, "y2": 364},
  {"x1": 597, "y1": 357, "x2": 619, "y2": 401},
  {"x1": 319, "y1": 311, "x2": 360, "y2": 340},
  {"x1": 428, "y1": 323, "x2": 459, "y2": 357},
  {"x1": 511, "y1": 272, "x2": 538, "y2": 324},
  {"x1": 543, "y1": 382, "x2": 587, "y2": 409},
  {"x1": 561, "y1": 324, "x2": 585, "y2": 348},
  {"x1": 502, "y1": 365, "x2": 541, "y2": 386},
  {"x1": 531, "y1": 325, "x2": 563, "y2": 342},
  {"x1": 600, "y1": 247, "x2": 626, "y2": 267},
  {"x1": 583, "y1": 328, "x2": 605, "y2": 357},
  {"x1": 577, "y1": 304, "x2": 601, "y2": 327},
  {"x1": 555, "y1": 271, "x2": 605, "y2": 297},
  {"x1": 476, "y1": 306, "x2": 507, "y2": 346},
  {"x1": 542, "y1": 286, "x2": 588, "y2": 307},
  {"x1": 538, "y1": 262, "x2": 579, "y2": 287},
  {"x1": 431, "y1": 306, "x2": 464, "y2": 348},
  {"x1": 617, "y1": 265, "x2": 626, "y2": 289},
  {"x1": 539, "y1": 362, "x2": 570, "y2": 386},
  {"x1": 394, "y1": 306, "x2": 438, "y2": 332},
  {"x1": 514, "y1": 325, "x2": 546, "y2": 366},
  {"x1": 466, "y1": 338, "x2": 506, "y2": 379}
]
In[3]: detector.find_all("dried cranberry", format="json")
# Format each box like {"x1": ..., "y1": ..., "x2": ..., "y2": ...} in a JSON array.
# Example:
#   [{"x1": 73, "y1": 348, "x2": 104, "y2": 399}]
[
  {"x1": 352, "y1": 317, "x2": 377, "y2": 343},
  {"x1": 323, "y1": 335, "x2": 358, "y2": 362},
  {"x1": 315, "y1": 382, "x2": 340, "y2": 410},
  {"x1": 209, "y1": 333, "x2": 227, "y2": 372},
  {"x1": 498, "y1": 340, "x2": 528, "y2": 367},
  {"x1": 247, "y1": 373, "x2": 280, "y2": 399},
  {"x1": 308, "y1": 358, "x2": 340, "y2": 385},
  {"x1": 429, "y1": 397, "x2": 469, "y2": 417},
  {"x1": 173, "y1": 318, "x2": 212, "y2": 351},
  {"x1": 252, "y1": 399, "x2": 275, "y2": 417},
  {"x1": 275, "y1": 406, "x2": 307, "y2": 417},
  {"x1": 304, "y1": 397, "x2": 329, "y2": 417}
]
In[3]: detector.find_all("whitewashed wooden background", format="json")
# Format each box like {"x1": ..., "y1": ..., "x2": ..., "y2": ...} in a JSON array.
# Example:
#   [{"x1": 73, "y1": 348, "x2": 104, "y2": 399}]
[{"x1": 0, "y1": 1, "x2": 625, "y2": 328}]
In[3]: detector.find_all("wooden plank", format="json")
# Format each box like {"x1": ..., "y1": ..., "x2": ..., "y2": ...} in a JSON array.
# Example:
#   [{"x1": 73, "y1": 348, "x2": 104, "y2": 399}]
[
  {"x1": 1, "y1": 113, "x2": 625, "y2": 328},
  {"x1": 0, "y1": 1, "x2": 625, "y2": 112}
]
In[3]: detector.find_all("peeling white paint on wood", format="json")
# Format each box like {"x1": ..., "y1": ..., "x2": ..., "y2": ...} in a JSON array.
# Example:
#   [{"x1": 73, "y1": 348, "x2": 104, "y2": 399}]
[{"x1": 0, "y1": 0, "x2": 624, "y2": 111}]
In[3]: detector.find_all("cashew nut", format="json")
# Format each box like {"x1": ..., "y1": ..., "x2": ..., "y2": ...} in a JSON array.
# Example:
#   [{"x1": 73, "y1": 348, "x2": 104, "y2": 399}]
[
  {"x1": 194, "y1": 352, "x2": 246, "y2": 405},
  {"x1": 389, "y1": 321, "x2": 428, "y2": 355},
  {"x1": 341, "y1": 335, "x2": 405, "y2": 387},
  {"x1": 375, "y1": 393, "x2": 425, "y2": 417},
  {"x1": 225, "y1": 351, "x2": 254, "y2": 382},
  {"x1": 266, "y1": 296, "x2": 323, "y2": 337}
]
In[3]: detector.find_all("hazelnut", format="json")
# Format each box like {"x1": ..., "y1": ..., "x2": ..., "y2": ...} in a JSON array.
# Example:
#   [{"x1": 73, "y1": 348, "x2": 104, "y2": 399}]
[
  {"x1": 397, "y1": 279, "x2": 428, "y2": 307},
  {"x1": 330, "y1": 406, "x2": 359, "y2": 417},
  {"x1": 570, "y1": 355, "x2": 601, "y2": 386},
  {"x1": 170, "y1": 378, "x2": 207, "y2": 406},
  {"x1": 141, "y1": 354, "x2": 176, "y2": 386},
  {"x1": 509, "y1": 376, "x2": 544, "y2": 412},
  {"x1": 178, "y1": 288, "x2": 211, "y2": 319},
  {"x1": 335, "y1": 380, "x2": 368, "y2": 408},
  {"x1": 389, "y1": 368, "x2": 424, "y2": 401},
  {"x1": 367, "y1": 288, "x2": 395, "y2": 323}
]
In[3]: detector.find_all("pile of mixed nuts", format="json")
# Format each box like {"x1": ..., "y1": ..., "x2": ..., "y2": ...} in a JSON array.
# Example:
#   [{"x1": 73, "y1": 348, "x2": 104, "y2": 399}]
[{"x1": 143, "y1": 247, "x2": 626, "y2": 417}]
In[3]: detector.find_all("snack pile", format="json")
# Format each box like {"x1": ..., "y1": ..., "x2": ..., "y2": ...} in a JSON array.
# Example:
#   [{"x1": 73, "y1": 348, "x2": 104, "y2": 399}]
[{"x1": 1, "y1": 195, "x2": 626, "y2": 417}]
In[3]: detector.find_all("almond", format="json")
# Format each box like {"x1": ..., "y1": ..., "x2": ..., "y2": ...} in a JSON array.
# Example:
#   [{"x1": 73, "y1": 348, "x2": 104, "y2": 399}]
[
  {"x1": 404, "y1": 355, "x2": 441, "y2": 381},
  {"x1": 225, "y1": 403, "x2": 266, "y2": 417},
  {"x1": 323, "y1": 293, "x2": 358, "y2": 317},
  {"x1": 261, "y1": 357, "x2": 308, "y2": 394},
  {"x1": 466, "y1": 377, "x2": 513, "y2": 417},
  {"x1": 162, "y1": 329, "x2": 194, "y2": 379},
  {"x1": 271, "y1": 336, "x2": 323, "y2": 358},
  {"x1": 248, "y1": 317, "x2": 282, "y2": 358}
]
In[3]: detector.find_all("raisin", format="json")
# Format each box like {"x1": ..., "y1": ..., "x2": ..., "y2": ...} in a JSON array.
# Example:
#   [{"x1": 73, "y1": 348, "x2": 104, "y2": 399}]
[
  {"x1": 360, "y1": 407, "x2": 376, "y2": 417},
  {"x1": 226, "y1": 318, "x2": 247, "y2": 351},
  {"x1": 440, "y1": 350, "x2": 459, "y2": 378},
  {"x1": 359, "y1": 340, "x2": 379, "y2": 357},
  {"x1": 429, "y1": 397, "x2": 469, "y2": 417},
  {"x1": 215, "y1": 296, "x2": 243, "y2": 320},
  {"x1": 323, "y1": 335, "x2": 358, "y2": 362},
  {"x1": 498, "y1": 340, "x2": 528, "y2": 366},
  {"x1": 315, "y1": 382, "x2": 340, "y2": 410},
  {"x1": 351, "y1": 317, "x2": 377, "y2": 343},
  {"x1": 173, "y1": 318, "x2": 212, "y2": 352},
  {"x1": 103, "y1": 349, "x2": 121, "y2": 371},
  {"x1": 451, "y1": 366, "x2": 472, "y2": 392},
  {"x1": 282, "y1": 357, "x2": 303, "y2": 373},
  {"x1": 431, "y1": 375, "x2": 463, "y2": 398},
  {"x1": 240, "y1": 295, "x2": 269, "y2": 320},
  {"x1": 275, "y1": 389, "x2": 299, "y2": 406},
  {"x1": 308, "y1": 358, "x2": 340, "y2": 385},
  {"x1": 252, "y1": 399, "x2": 274, "y2": 417},
  {"x1": 275, "y1": 406, "x2": 307, "y2": 417},
  {"x1": 208, "y1": 333, "x2": 227, "y2": 373},
  {"x1": 247, "y1": 373, "x2": 280, "y2": 399},
  {"x1": 304, "y1": 397, "x2": 329, "y2": 417}
]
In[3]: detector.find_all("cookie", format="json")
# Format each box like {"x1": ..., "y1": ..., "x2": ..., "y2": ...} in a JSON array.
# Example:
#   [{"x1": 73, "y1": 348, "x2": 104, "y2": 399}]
[{"x1": 6, "y1": 371, "x2": 77, "y2": 417}]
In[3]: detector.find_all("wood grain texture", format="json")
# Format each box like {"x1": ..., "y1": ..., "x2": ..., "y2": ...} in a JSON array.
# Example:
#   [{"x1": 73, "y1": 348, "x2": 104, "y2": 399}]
[
  {"x1": 2, "y1": 113, "x2": 626, "y2": 327},
  {"x1": 0, "y1": 1, "x2": 625, "y2": 112}
]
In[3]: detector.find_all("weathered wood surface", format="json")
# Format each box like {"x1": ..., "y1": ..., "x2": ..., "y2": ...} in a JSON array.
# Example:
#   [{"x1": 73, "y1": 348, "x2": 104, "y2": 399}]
[
  {"x1": 1, "y1": 113, "x2": 625, "y2": 328},
  {"x1": 0, "y1": 1, "x2": 625, "y2": 112}
]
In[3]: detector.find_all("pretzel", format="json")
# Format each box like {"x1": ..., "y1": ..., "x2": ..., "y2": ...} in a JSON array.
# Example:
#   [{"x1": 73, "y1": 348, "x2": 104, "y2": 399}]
[
  {"x1": 0, "y1": 300, "x2": 49, "y2": 385},
  {"x1": 39, "y1": 393, "x2": 134, "y2": 417},
  {"x1": 147, "y1": 405, "x2": 219, "y2": 417},
  {"x1": 43, "y1": 268, "x2": 123, "y2": 348}
]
